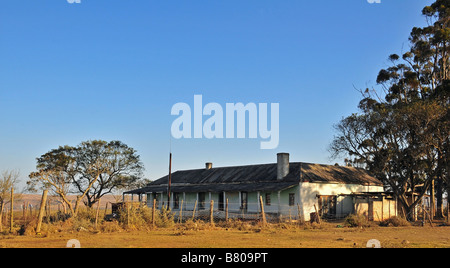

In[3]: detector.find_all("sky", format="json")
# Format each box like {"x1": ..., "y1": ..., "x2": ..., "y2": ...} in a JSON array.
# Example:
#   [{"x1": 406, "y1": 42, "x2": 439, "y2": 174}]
[{"x1": 0, "y1": 0, "x2": 435, "y2": 190}]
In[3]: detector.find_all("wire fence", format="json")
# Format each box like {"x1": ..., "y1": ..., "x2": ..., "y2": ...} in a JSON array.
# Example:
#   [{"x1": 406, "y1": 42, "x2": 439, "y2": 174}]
[
  {"x1": 2, "y1": 195, "x2": 448, "y2": 234},
  {"x1": 145, "y1": 199, "x2": 312, "y2": 224},
  {"x1": 143, "y1": 198, "x2": 450, "y2": 225}
]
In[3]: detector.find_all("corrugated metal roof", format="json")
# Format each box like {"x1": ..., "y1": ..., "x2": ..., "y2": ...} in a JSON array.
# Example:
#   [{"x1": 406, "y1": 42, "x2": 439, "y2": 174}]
[{"x1": 125, "y1": 162, "x2": 382, "y2": 194}]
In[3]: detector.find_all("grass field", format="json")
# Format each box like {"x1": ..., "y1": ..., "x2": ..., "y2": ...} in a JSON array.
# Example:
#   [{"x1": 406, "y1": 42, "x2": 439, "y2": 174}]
[
  {"x1": 2, "y1": 199, "x2": 449, "y2": 248},
  {"x1": 1, "y1": 224, "x2": 449, "y2": 248}
]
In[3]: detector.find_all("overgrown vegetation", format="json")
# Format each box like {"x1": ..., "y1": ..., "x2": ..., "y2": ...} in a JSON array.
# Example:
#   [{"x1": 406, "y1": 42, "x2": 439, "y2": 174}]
[
  {"x1": 2, "y1": 205, "x2": 431, "y2": 238},
  {"x1": 379, "y1": 216, "x2": 411, "y2": 227},
  {"x1": 329, "y1": 0, "x2": 449, "y2": 221},
  {"x1": 27, "y1": 140, "x2": 146, "y2": 216},
  {"x1": 345, "y1": 214, "x2": 373, "y2": 228}
]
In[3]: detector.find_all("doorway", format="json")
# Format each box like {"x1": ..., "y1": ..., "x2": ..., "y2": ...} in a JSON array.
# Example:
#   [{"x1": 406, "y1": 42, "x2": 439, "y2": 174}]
[{"x1": 241, "y1": 192, "x2": 248, "y2": 212}]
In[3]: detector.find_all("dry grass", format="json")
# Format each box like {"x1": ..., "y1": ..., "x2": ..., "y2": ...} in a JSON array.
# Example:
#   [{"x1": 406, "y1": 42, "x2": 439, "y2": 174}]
[
  {"x1": 1, "y1": 221, "x2": 449, "y2": 248},
  {"x1": 2, "y1": 205, "x2": 449, "y2": 248}
]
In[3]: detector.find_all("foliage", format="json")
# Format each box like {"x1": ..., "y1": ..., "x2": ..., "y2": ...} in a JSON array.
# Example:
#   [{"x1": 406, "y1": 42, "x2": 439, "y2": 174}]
[
  {"x1": 330, "y1": 0, "x2": 450, "y2": 220},
  {"x1": 379, "y1": 216, "x2": 411, "y2": 227},
  {"x1": 344, "y1": 214, "x2": 372, "y2": 228},
  {"x1": 28, "y1": 140, "x2": 145, "y2": 216},
  {"x1": 0, "y1": 170, "x2": 21, "y2": 208},
  {"x1": 0, "y1": 170, "x2": 22, "y2": 232}
]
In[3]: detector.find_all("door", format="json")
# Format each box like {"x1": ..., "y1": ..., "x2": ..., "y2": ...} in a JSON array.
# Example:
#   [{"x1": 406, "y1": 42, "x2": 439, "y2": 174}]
[
  {"x1": 319, "y1": 195, "x2": 337, "y2": 219},
  {"x1": 198, "y1": 192, "x2": 206, "y2": 210},
  {"x1": 154, "y1": 193, "x2": 161, "y2": 209},
  {"x1": 219, "y1": 192, "x2": 224, "y2": 211},
  {"x1": 241, "y1": 192, "x2": 248, "y2": 212}
]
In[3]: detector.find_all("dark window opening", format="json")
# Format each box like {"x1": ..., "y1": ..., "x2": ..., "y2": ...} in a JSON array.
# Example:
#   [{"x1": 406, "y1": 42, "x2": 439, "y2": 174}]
[
  {"x1": 198, "y1": 192, "x2": 206, "y2": 210},
  {"x1": 241, "y1": 192, "x2": 248, "y2": 212},
  {"x1": 265, "y1": 193, "x2": 271, "y2": 206},
  {"x1": 289, "y1": 193, "x2": 295, "y2": 206},
  {"x1": 318, "y1": 195, "x2": 337, "y2": 218},
  {"x1": 173, "y1": 192, "x2": 180, "y2": 209},
  {"x1": 219, "y1": 192, "x2": 224, "y2": 211}
]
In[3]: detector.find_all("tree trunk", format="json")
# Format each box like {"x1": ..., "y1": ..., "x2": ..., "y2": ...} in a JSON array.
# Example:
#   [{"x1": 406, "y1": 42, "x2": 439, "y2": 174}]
[
  {"x1": 0, "y1": 202, "x2": 3, "y2": 232},
  {"x1": 430, "y1": 178, "x2": 436, "y2": 219},
  {"x1": 436, "y1": 176, "x2": 444, "y2": 218}
]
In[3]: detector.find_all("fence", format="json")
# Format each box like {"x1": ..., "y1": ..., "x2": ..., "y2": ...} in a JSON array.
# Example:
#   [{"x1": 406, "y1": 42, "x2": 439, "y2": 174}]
[
  {"x1": 1, "y1": 194, "x2": 449, "y2": 233},
  {"x1": 145, "y1": 198, "x2": 308, "y2": 225},
  {"x1": 143, "y1": 197, "x2": 450, "y2": 225}
]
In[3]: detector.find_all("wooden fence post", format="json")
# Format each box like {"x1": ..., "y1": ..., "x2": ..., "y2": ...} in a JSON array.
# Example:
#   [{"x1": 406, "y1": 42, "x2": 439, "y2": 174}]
[
  {"x1": 0, "y1": 204, "x2": 3, "y2": 232},
  {"x1": 152, "y1": 199, "x2": 156, "y2": 227},
  {"x1": 209, "y1": 200, "x2": 214, "y2": 226},
  {"x1": 192, "y1": 200, "x2": 197, "y2": 221},
  {"x1": 259, "y1": 195, "x2": 266, "y2": 226},
  {"x1": 225, "y1": 198, "x2": 229, "y2": 222},
  {"x1": 297, "y1": 204, "x2": 302, "y2": 224},
  {"x1": 447, "y1": 203, "x2": 450, "y2": 223},
  {"x1": 314, "y1": 204, "x2": 321, "y2": 224},
  {"x1": 10, "y1": 188, "x2": 14, "y2": 233},
  {"x1": 126, "y1": 201, "x2": 130, "y2": 226},
  {"x1": 179, "y1": 200, "x2": 184, "y2": 223},
  {"x1": 95, "y1": 198, "x2": 101, "y2": 229},
  {"x1": 23, "y1": 201, "x2": 26, "y2": 222},
  {"x1": 36, "y1": 190, "x2": 48, "y2": 234},
  {"x1": 104, "y1": 202, "x2": 109, "y2": 219},
  {"x1": 422, "y1": 204, "x2": 426, "y2": 227}
]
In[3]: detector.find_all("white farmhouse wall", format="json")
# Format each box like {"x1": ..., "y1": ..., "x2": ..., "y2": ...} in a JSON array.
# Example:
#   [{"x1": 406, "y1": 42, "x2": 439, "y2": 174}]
[
  {"x1": 145, "y1": 182, "x2": 385, "y2": 221},
  {"x1": 299, "y1": 182, "x2": 384, "y2": 221}
]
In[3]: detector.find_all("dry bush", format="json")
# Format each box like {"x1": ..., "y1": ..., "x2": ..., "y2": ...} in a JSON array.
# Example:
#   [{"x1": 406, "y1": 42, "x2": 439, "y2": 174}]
[
  {"x1": 345, "y1": 214, "x2": 372, "y2": 228},
  {"x1": 98, "y1": 221, "x2": 122, "y2": 233},
  {"x1": 217, "y1": 219, "x2": 256, "y2": 231},
  {"x1": 178, "y1": 219, "x2": 214, "y2": 232},
  {"x1": 379, "y1": 216, "x2": 410, "y2": 227},
  {"x1": 118, "y1": 205, "x2": 175, "y2": 230}
]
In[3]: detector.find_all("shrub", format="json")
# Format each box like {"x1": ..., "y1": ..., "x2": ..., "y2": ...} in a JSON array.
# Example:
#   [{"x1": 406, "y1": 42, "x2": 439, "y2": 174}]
[
  {"x1": 379, "y1": 216, "x2": 410, "y2": 227},
  {"x1": 154, "y1": 206, "x2": 175, "y2": 228},
  {"x1": 99, "y1": 221, "x2": 122, "y2": 233},
  {"x1": 118, "y1": 205, "x2": 175, "y2": 229},
  {"x1": 345, "y1": 214, "x2": 371, "y2": 228}
]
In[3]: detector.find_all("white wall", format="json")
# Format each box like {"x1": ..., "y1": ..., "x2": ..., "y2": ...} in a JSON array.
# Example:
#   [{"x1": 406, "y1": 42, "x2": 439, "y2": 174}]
[
  {"x1": 298, "y1": 182, "x2": 384, "y2": 221},
  {"x1": 145, "y1": 182, "x2": 385, "y2": 221}
]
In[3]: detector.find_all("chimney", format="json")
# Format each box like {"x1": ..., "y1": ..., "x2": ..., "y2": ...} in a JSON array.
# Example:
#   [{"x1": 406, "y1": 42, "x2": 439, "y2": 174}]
[
  {"x1": 277, "y1": 153, "x2": 289, "y2": 180},
  {"x1": 205, "y1": 162, "x2": 213, "y2": 170}
]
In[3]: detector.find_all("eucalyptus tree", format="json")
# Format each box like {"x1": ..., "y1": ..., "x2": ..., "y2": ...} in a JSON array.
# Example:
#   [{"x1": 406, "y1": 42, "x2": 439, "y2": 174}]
[
  {"x1": 330, "y1": 0, "x2": 449, "y2": 220},
  {"x1": 28, "y1": 140, "x2": 145, "y2": 216},
  {"x1": 0, "y1": 170, "x2": 21, "y2": 231}
]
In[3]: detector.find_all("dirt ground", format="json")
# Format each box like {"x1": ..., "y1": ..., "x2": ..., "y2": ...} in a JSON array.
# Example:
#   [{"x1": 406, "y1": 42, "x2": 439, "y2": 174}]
[{"x1": 1, "y1": 225, "x2": 449, "y2": 248}]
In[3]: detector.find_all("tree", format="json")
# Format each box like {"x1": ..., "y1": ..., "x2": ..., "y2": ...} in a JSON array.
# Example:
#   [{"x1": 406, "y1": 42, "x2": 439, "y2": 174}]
[
  {"x1": 0, "y1": 170, "x2": 21, "y2": 231},
  {"x1": 72, "y1": 140, "x2": 144, "y2": 208},
  {"x1": 28, "y1": 140, "x2": 145, "y2": 216},
  {"x1": 330, "y1": 0, "x2": 449, "y2": 220},
  {"x1": 330, "y1": 100, "x2": 447, "y2": 219},
  {"x1": 28, "y1": 146, "x2": 78, "y2": 215}
]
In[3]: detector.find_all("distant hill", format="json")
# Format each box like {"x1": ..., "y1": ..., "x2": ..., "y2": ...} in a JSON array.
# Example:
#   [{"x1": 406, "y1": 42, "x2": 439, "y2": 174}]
[{"x1": 12, "y1": 194, "x2": 121, "y2": 211}]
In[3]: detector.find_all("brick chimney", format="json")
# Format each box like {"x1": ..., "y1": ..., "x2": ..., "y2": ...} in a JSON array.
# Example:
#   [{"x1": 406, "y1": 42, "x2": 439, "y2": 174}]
[
  {"x1": 205, "y1": 162, "x2": 213, "y2": 170},
  {"x1": 277, "y1": 153, "x2": 289, "y2": 180}
]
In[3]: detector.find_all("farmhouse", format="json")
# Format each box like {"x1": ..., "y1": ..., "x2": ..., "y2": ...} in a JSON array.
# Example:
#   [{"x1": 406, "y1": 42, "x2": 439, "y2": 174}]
[{"x1": 125, "y1": 153, "x2": 397, "y2": 221}]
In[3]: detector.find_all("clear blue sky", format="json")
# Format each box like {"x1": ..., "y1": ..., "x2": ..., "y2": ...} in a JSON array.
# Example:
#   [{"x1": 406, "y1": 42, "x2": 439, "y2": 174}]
[{"x1": 0, "y1": 0, "x2": 434, "y2": 190}]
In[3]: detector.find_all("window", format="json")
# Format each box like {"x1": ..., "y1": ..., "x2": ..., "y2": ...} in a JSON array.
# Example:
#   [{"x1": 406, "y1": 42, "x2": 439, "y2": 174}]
[
  {"x1": 198, "y1": 192, "x2": 206, "y2": 210},
  {"x1": 318, "y1": 195, "x2": 337, "y2": 218},
  {"x1": 289, "y1": 193, "x2": 295, "y2": 206},
  {"x1": 265, "y1": 193, "x2": 271, "y2": 206},
  {"x1": 219, "y1": 192, "x2": 224, "y2": 211},
  {"x1": 241, "y1": 192, "x2": 248, "y2": 211},
  {"x1": 173, "y1": 192, "x2": 180, "y2": 209},
  {"x1": 155, "y1": 193, "x2": 161, "y2": 208}
]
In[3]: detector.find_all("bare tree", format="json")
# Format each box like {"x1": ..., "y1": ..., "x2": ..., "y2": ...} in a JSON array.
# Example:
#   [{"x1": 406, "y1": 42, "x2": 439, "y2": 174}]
[{"x1": 0, "y1": 170, "x2": 21, "y2": 231}]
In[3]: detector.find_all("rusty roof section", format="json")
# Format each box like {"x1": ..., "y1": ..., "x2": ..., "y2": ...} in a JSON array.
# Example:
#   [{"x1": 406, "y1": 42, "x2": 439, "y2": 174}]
[
  {"x1": 125, "y1": 162, "x2": 383, "y2": 194},
  {"x1": 299, "y1": 163, "x2": 382, "y2": 185}
]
